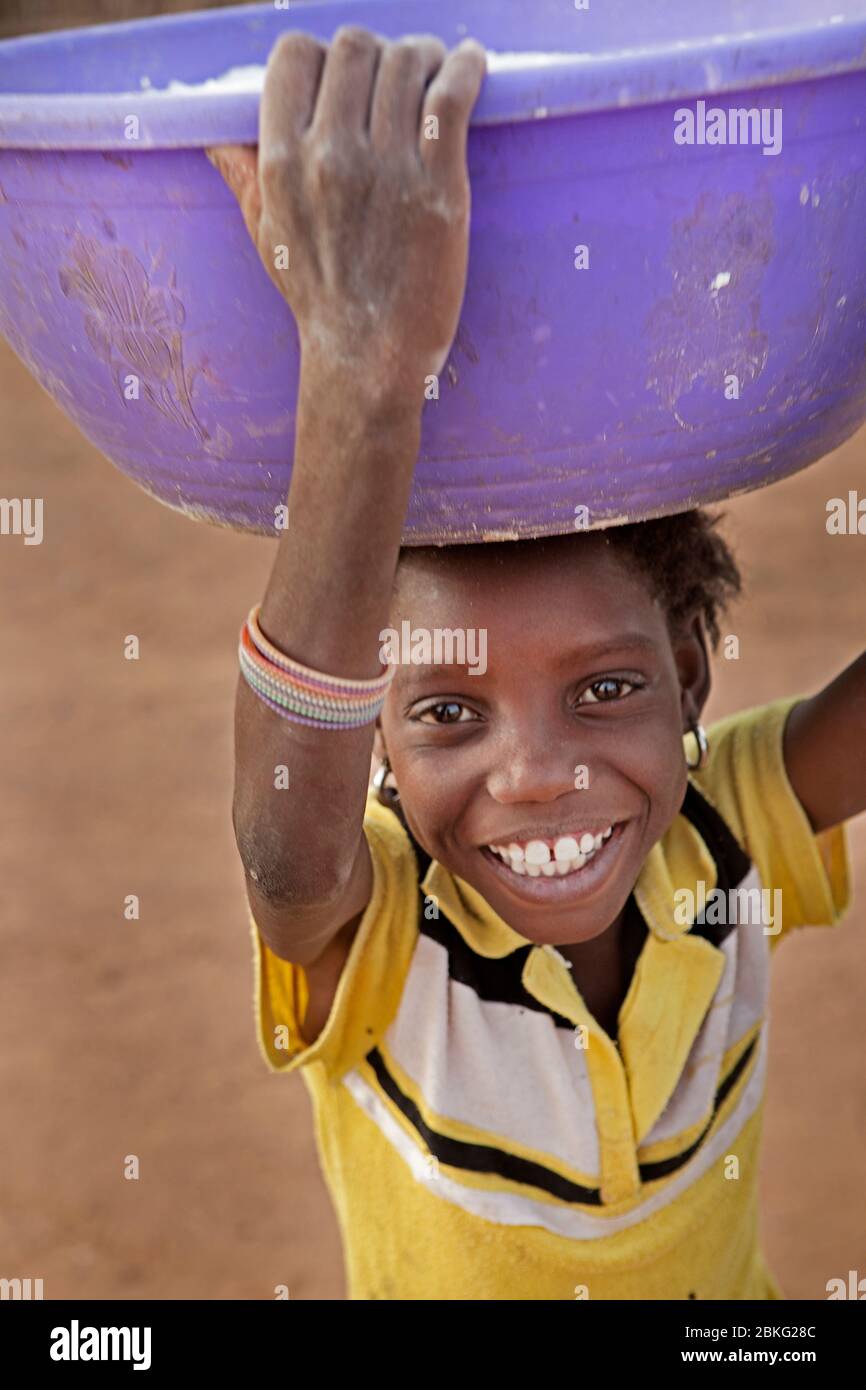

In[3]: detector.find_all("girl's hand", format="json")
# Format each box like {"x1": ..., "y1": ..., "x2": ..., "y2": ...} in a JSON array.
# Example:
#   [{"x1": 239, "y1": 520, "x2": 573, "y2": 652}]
[{"x1": 207, "y1": 26, "x2": 486, "y2": 402}]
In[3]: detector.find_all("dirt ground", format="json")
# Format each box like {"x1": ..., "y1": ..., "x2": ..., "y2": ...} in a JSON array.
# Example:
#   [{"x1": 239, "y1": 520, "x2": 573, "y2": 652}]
[{"x1": 1, "y1": 335, "x2": 864, "y2": 1300}]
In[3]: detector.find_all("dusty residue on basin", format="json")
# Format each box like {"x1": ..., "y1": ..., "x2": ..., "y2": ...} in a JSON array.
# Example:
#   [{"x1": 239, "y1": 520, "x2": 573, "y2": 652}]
[
  {"x1": 141, "y1": 50, "x2": 590, "y2": 94},
  {"x1": 645, "y1": 188, "x2": 774, "y2": 422}
]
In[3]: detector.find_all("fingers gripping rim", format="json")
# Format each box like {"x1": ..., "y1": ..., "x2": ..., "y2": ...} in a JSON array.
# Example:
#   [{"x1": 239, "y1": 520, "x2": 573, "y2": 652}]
[{"x1": 420, "y1": 39, "x2": 487, "y2": 178}]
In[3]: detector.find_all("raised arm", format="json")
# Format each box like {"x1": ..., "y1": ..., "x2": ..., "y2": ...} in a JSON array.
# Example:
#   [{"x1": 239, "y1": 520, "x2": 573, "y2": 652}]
[
  {"x1": 783, "y1": 649, "x2": 866, "y2": 834},
  {"x1": 210, "y1": 28, "x2": 486, "y2": 965}
]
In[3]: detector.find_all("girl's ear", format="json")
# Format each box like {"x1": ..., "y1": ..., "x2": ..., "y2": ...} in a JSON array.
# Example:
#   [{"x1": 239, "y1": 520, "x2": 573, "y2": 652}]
[{"x1": 675, "y1": 614, "x2": 712, "y2": 725}]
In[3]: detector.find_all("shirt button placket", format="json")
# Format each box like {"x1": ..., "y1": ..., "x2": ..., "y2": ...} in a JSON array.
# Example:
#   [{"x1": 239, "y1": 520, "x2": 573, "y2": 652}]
[{"x1": 589, "y1": 1040, "x2": 641, "y2": 1205}]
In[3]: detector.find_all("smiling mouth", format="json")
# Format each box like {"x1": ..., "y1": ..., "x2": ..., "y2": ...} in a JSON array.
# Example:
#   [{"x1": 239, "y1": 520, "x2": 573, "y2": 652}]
[
  {"x1": 478, "y1": 821, "x2": 629, "y2": 899},
  {"x1": 485, "y1": 826, "x2": 614, "y2": 878}
]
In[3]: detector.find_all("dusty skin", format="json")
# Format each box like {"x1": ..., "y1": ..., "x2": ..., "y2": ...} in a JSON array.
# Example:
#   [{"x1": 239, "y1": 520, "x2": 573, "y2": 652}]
[{"x1": 0, "y1": 334, "x2": 864, "y2": 1298}]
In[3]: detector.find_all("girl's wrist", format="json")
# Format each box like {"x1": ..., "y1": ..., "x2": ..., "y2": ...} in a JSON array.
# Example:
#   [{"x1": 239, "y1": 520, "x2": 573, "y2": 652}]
[{"x1": 297, "y1": 346, "x2": 425, "y2": 447}]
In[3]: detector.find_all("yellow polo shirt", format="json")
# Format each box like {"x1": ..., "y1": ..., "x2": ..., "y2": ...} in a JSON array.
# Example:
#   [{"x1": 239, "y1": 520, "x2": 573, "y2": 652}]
[{"x1": 250, "y1": 695, "x2": 850, "y2": 1300}]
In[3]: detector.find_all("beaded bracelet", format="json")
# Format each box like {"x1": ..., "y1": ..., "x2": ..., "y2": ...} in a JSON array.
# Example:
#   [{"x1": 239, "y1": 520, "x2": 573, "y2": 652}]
[{"x1": 238, "y1": 604, "x2": 396, "y2": 729}]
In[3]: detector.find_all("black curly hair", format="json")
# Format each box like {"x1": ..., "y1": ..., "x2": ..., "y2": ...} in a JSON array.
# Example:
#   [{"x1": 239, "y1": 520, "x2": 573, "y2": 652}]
[
  {"x1": 595, "y1": 508, "x2": 742, "y2": 650},
  {"x1": 396, "y1": 508, "x2": 742, "y2": 652}
]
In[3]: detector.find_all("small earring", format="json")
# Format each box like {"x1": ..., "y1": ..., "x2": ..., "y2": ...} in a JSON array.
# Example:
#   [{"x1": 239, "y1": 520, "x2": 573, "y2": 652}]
[
  {"x1": 372, "y1": 755, "x2": 389, "y2": 790},
  {"x1": 685, "y1": 720, "x2": 710, "y2": 771},
  {"x1": 373, "y1": 754, "x2": 398, "y2": 796}
]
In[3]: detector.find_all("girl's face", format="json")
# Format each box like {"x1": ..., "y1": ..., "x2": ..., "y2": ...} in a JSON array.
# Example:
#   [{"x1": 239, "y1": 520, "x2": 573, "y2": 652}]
[{"x1": 379, "y1": 535, "x2": 708, "y2": 947}]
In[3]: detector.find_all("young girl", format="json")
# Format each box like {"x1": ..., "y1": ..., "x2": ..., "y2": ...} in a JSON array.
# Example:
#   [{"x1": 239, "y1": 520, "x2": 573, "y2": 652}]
[{"x1": 211, "y1": 27, "x2": 864, "y2": 1299}]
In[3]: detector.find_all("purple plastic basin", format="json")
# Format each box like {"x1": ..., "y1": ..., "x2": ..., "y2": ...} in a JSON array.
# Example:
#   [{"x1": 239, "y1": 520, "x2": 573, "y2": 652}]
[{"x1": 1, "y1": 0, "x2": 866, "y2": 542}]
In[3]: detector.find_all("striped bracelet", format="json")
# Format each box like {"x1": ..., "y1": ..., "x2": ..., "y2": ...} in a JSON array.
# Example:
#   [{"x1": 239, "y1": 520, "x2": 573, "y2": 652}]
[{"x1": 238, "y1": 604, "x2": 395, "y2": 729}]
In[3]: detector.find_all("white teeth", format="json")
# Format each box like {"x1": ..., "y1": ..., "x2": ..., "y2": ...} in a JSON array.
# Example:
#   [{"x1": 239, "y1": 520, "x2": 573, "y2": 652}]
[
  {"x1": 486, "y1": 823, "x2": 617, "y2": 881},
  {"x1": 524, "y1": 840, "x2": 551, "y2": 866}
]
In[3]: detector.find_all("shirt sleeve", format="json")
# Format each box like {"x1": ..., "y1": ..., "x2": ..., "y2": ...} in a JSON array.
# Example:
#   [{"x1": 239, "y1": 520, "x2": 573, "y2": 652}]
[
  {"x1": 693, "y1": 694, "x2": 852, "y2": 947},
  {"x1": 249, "y1": 790, "x2": 421, "y2": 1081}
]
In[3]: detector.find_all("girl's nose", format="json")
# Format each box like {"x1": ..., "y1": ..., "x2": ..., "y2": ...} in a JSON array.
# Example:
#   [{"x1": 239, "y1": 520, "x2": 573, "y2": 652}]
[{"x1": 486, "y1": 731, "x2": 581, "y2": 805}]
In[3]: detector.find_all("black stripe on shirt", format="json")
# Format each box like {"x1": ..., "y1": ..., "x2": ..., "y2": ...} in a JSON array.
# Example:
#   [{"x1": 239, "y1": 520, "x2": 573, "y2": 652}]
[
  {"x1": 681, "y1": 781, "x2": 752, "y2": 890},
  {"x1": 366, "y1": 1045, "x2": 603, "y2": 1204},
  {"x1": 680, "y1": 782, "x2": 753, "y2": 949},
  {"x1": 637, "y1": 1034, "x2": 758, "y2": 1181},
  {"x1": 364, "y1": 1032, "x2": 759, "y2": 1206},
  {"x1": 418, "y1": 911, "x2": 575, "y2": 1028}
]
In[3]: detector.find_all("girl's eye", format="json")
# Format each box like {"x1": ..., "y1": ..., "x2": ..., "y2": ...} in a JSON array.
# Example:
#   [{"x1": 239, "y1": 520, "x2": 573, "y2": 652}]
[
  {"x1": 416, "y1": 701, "x2": 475, "y2": 725},
  {"x1": 578, "y1": 677, "x2": 638, "y2": 704}
]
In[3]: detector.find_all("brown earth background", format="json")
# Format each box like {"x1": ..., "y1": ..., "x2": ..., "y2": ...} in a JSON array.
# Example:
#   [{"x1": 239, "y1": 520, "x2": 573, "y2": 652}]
[{"x1": 1, "y1": 1, "x2": 865, "y2": 1301}]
